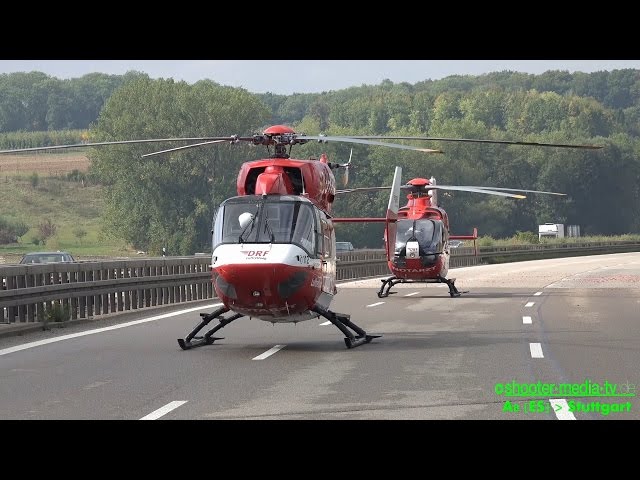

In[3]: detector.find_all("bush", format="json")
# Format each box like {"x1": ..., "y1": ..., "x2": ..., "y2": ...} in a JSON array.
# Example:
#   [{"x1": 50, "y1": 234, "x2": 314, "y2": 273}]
[
  {"x1": 478, "y1": 235, "x2": 495, "y2": 247},
  {"x1": 38, "y1": 303, "x2": 71, "y2": 330},
  {"x1": 38, "y1": 218, "x2": 57, "y2": 245},
  {"x1": 73, "y1": 227, "x2": 88, "y2": 245},
  {"x1": 512, "y1": 230, "x2": 539, "y2": 244},
  {"x1": 29, "y1": 172, "x2": 39, "y2": 188},
  {"x1": 0, "y1": 217, "x2": 29, "y2": 244},
  {"x1": 66, "y1": 169, "x2": 87, "y2": 183}
]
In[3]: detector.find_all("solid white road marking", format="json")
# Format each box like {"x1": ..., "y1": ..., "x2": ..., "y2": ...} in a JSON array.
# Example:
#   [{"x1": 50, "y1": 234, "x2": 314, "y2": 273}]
[
  {"x1": 525, "y1": 302, "x2": 535, "y2": 307},
  {"x1": 523, "y1": 316, "x2": 532, "y2": 324},
  {"x1": 0, "y1": 303, "x2": 223, "y2": 357},
  {"x1": 404, "y1": 292, "x2": 419, "y2": 297},
  {"x1": 534, "y1": 291, "x2": 543, "y2": 296},
  {"x1": 319, "y1": 321, "x2": 332, "y2": 326},
  {"x1": 140, "y1": 401, "x2": 187, "y2": 420},
  {"x1": 366, "y1": 302, "x2": 385, "y2": 307},
  {"x1": 252, "y1": 345, "x2": 286, "y2": 360},
  {"x1": 549, "y1": 399, "x2": 576, "y2": 420},
  {"x1": 529, "y1": 342, "x2": 544, "y2": 358}
]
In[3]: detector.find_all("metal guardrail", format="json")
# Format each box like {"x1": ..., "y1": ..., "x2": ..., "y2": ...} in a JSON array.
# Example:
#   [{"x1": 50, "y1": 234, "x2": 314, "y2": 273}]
[
  {"x1": 1, "y1": 258, "x2": 213, "y2": 324},
  {"x1": 476, "y1": 241, "x2": 640, "y2": 262},
  {"x1": 2, "y1": 241, "x2": 640, "y2": 324},
  {"x1": 335, "y1": 247, "x2": 481, "y2": 280}
]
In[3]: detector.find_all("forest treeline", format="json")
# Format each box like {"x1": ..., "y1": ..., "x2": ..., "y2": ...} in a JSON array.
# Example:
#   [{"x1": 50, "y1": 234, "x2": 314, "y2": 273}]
[
  {"x1": 1, "y1": 69, "x2": 639, "y2": 254},
  {"x1": 0, "y1": 70, "x2": 148, "y2": 132}
]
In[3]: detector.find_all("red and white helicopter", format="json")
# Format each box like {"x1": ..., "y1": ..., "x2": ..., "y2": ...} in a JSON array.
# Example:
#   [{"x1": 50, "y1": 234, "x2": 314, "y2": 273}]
[
  {"x1": 335, "y1": 175, "x2": 568, "y2": 299},
  {"x1": 0, "y1": 125, "x2": 602, "y2": 349}
]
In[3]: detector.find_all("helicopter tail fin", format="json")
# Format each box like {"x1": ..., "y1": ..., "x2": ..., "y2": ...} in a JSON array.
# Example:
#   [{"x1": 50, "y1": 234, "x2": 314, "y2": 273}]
[{"x1": 385, "y1": 166, "x2": 402, "y2": 261}]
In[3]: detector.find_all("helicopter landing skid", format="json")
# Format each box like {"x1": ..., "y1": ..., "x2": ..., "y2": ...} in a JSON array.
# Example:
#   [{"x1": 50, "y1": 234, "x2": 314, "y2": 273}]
[
  {"x1": 177, "y1": 306, "x2": 244, "y2": 350},
  {"x1": 377, "y1": 275, "x2": 462, "y2": 298},
  {"x1": 312, "y1": 305, "x2": 381, "y2": 349}
]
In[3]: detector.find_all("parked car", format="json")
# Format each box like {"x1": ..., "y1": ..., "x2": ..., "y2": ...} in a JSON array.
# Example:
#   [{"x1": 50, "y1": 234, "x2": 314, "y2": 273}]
[
  {"x1": 19, "y1": 251, "x2": 76, "y2": 264},
  {"x1": 449, "y1": 240, "x2": 464, "y2": 248},
  {"x1": 336, "y1": 241, "x2": 355, "y2": 252}
]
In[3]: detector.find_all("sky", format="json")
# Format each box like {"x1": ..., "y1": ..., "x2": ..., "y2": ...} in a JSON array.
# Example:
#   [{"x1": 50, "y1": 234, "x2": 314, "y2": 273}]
[{"x1": 1, "y1": 60, "x2": 640, "y2": 95}]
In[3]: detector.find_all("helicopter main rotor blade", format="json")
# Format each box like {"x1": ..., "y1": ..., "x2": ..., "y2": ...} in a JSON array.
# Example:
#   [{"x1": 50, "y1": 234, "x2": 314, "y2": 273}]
[
  {"x1": 336, "y1": 186, "x2": 391, "y2": 195},
  {"x1": 299, "y1": 135, "x2": 443, "y2": 154},
  {"x1": 346, "y1": 136, "x2": 604, "y2": 150},
  {"x1": 419, "y1": 185, "x2": 526, "y2": 198},
  {"x1": 0, "y1": 137, "x2": 237, "y2": 155},
  {"x1": 141, "y1": 139, "x2": 229, "y2": 157},
  {"x1": 458, "y1": 186, "x2": 567, "y2": 196},
  {"x1": 337, "y1": 184, "x2": 566, "y2": 198}
]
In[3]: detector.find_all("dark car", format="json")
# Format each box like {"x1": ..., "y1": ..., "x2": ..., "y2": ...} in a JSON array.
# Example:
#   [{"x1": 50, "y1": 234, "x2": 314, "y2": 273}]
[
  {"x1": 19, "y1": 251, "x2": 76, "y2": 264},
  {"x1": 3, "y1": 252, "x2": 75, "y2": 291}
]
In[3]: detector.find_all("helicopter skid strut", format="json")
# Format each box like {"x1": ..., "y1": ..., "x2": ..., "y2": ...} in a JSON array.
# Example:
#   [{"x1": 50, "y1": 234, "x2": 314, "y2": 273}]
[
  {"x1": 378, "y1": 275, "x2": 462, "y2": 298},
  {"x1": 312, "y1": 305, "x2": 381, "y2": 349},
  {"x1": 177, "y1": 306, "x2": 244, "y2": 350}
]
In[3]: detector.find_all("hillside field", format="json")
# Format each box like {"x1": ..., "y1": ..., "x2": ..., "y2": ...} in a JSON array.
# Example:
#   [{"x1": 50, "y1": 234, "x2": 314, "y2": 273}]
[
  {"x1": 0, "y1": 154, "x2": 134, "y2": 260},
  {"x1": 0, "y1": 152, "x2": 90, "y2": 177}
]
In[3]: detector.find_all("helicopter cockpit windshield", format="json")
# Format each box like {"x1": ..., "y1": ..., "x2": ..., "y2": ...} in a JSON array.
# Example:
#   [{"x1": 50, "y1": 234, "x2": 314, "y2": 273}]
[
  {"x1": 395, "y1": 218, "x2": 444, "y2": 257},
  {"x1": 212, "y1": 196, "x2": 317, "y2": 254}
]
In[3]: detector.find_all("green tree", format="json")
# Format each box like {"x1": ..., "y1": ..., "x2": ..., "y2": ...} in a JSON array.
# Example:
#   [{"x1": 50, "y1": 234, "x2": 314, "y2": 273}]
[{"x1": 89, "y1": 78, "x2": 270, "y2": 255}]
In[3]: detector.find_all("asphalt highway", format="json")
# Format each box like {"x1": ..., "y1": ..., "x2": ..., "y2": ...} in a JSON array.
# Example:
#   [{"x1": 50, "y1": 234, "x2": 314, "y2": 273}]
[{"x1": 1, "y1": 252, "x2": 638, "y2": 420}]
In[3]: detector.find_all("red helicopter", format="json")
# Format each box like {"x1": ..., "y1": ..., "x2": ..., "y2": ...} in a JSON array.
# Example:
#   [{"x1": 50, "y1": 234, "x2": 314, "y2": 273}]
[
  {"x1": 0, "y1": 125, "x2": 602, "y2": 349},
  {"x1": 335, "y1": 173, "x2": 568, "y2": 299}
]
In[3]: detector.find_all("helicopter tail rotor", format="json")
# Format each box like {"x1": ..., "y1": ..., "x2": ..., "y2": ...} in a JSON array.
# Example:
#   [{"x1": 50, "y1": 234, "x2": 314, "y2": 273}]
[{"x1": 342, "y1": 148, "x2": 353, "y2": 187}]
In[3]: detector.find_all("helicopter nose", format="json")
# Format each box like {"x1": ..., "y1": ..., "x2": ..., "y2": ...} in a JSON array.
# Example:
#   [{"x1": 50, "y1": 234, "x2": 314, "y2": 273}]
[{"x1": 214, "y1": 264, "x2": 311, "y2": 304}]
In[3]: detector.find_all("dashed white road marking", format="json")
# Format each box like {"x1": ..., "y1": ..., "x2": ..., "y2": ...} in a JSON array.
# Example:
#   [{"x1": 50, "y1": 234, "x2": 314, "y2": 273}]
[
  {"x1": 525, "y1": 302, "x2": 535, "y2": 308},
  {"x1": 404, "y1": 292, "x2": 419, "y2": 297},
  {"x1": 319, "y1": 321, "x2": 332, "y2": 326},
  {"x1": 366, "y1": 302, "x2": 385, "y2": 307},
  {"x1": 534, "y1": 291, "x2": 543, "y2": 296},
  {"x1": 140, "y1": 401, "x2": 187, "y2": 420},
  {"x1": 549, "y1": 399, "x2": 576, "y2": 420},
  {"x1": 522, "y1": 316, "x2": 532, "y2": 324},
  {"x1": 0, "y1": 303, "x2": 222, "y2": 357},
  {"x1": 529, "y1": 342, "x2": 544, "y2": 358},
  {"x1": 252, "y1": 345, "x2": 286, "y2": 360}
]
